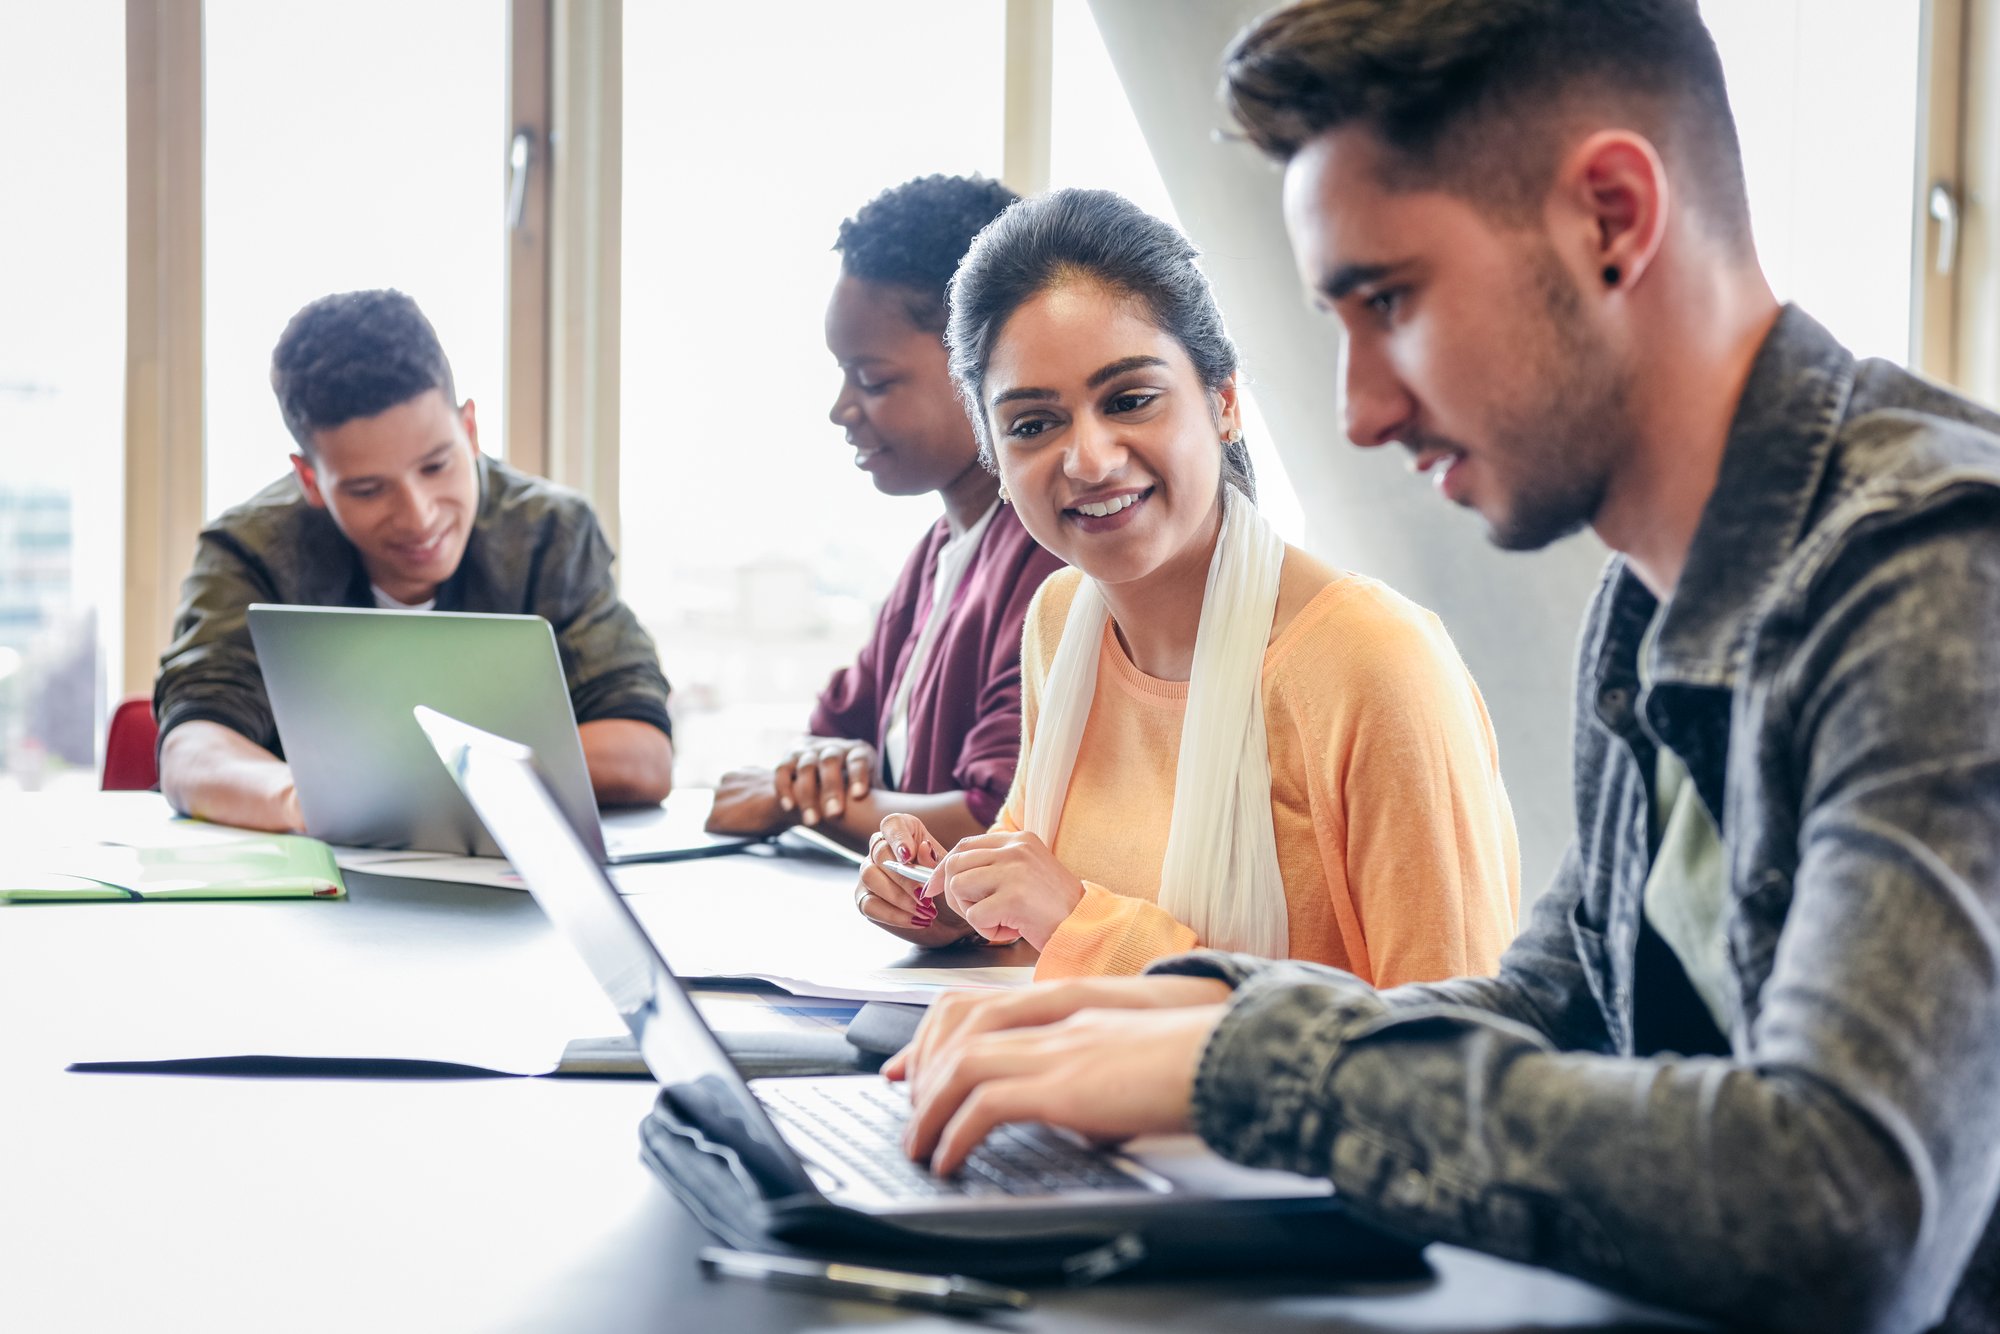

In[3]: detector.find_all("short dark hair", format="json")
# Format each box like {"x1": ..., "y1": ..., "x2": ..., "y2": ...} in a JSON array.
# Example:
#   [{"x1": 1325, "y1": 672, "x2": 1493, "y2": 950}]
[
  {"x1": 946, "y1": 189, "x2": 1255, "y2": 498},
  {"x1": 834, "y1": 174, "x2": 1022, "y2": 333},
  {"x1": 270, "y1": 289, "x2": 457, "y2": 452},
  {"x1": 1224, "y1": 0, "x2": 1751, "y2": 247}
]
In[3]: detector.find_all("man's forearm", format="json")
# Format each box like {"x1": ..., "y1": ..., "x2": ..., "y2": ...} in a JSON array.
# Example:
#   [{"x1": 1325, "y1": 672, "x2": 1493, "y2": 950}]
[
  {"x1": 1153, "y1": 858, "x2": 1612, "y2": 1053},
  {"x1": 579, "y1": 718, "x2": 674, "y2": 806},
  {"x1": 158, "y1": 720, "x2": 301, "y2": 832},
  {"x1": 1186, "y1": 966, "x2": 1942, "y2": 1334}
]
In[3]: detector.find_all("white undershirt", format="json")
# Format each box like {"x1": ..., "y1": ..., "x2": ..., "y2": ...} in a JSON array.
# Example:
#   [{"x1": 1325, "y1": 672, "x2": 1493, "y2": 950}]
[
  {"x1": 370, "y1": 584, "x2": 437, "y2": 612},
  {"x1": 880, "y1": 501, "x2": 998, "y2": 789}
]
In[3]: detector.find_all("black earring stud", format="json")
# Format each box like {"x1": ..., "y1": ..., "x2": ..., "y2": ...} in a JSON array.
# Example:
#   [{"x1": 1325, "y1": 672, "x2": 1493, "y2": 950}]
[{"x1": 1602, "y1": 264, "x2": 1622, "y2": 287}]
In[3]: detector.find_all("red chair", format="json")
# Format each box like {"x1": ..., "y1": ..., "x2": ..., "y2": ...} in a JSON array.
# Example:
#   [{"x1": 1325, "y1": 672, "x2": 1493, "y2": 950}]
[{"x1": 102, "y1": 695, "x2": 161, "y2": 791}]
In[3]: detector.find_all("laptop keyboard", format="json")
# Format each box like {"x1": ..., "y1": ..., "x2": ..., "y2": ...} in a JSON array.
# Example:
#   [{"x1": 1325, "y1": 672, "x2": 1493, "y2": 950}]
[{"x1": 757, "y1": 1079, "x2": 1154, "y2": 1201}]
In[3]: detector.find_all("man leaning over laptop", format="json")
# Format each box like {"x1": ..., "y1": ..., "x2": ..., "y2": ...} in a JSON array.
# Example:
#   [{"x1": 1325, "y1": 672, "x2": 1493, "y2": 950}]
[
  {"x1": 156, "y1": 289, "x2": 674, "y2": 833},
  {"x1": 886, "y1": 2, "x2": 2000, "y2": 1329}
]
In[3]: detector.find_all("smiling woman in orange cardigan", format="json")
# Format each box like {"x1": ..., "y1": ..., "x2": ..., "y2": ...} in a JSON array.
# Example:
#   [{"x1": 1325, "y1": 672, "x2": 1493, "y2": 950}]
[
  {"x1": 851, "y1": 190, "x2": 1518, "y2": 986},
  {"x1": 986, "y1": 563, "x2": 1519, "y2": 984}
]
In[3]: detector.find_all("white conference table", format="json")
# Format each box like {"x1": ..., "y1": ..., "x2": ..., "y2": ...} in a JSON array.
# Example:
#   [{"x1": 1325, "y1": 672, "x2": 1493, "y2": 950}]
[{"x1": 0, "y1": 793, "x2": 1707, "y2": 1333}]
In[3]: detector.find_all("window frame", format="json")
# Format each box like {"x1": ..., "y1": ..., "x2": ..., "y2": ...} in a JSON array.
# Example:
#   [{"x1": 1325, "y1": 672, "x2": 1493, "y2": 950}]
[{"x1": 122, "y1": 0, "x2": 205, "y2": 700}]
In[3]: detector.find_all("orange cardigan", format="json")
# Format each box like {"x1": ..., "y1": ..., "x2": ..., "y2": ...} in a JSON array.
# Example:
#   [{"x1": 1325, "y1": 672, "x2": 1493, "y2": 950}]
[{"x1": 998, "y1": 567, "x2": 1520, "y2": 986}]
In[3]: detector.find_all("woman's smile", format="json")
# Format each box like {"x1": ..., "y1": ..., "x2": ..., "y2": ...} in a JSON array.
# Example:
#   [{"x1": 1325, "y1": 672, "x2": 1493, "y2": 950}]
[{"x1": 1063, "y1": 485, "x2": 1154, "y2": 534}]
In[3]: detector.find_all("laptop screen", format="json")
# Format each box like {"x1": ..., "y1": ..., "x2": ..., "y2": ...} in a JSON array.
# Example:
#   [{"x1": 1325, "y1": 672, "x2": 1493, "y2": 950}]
[{"x1": 416, "y1": 706, "x2": 815, "y2": 1196}]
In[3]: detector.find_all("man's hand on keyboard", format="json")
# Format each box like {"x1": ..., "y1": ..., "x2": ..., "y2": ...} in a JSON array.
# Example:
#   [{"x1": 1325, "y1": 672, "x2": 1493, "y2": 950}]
[
  {"x1": 894, "y1": 1000, "x2": 1228, "y2": 1177},
  {"x1": 884, "y1": 975, "x2": 1232, "y2": 1100}
]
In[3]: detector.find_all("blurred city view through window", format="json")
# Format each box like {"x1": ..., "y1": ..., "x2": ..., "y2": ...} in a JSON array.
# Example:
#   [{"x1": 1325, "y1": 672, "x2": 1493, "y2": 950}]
[
  {"x1": 618, "y1": 1, "x2": 1011, "y2": 784},
  {"x1": 0, "y1": 4, "x2": 124, "y2": 792}
]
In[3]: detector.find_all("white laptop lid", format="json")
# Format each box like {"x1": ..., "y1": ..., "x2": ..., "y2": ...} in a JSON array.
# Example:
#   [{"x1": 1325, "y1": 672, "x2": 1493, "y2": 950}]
[{"x1": 414, "y1": 706, "x2": 818, "y2": 1195}]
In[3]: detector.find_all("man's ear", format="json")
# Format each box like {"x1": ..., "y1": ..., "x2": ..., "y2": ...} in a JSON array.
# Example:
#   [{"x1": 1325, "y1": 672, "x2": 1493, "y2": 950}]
[
  {"x1": 290, "y1": 451, "x2": 327, "y2": 508},
  {"x1": 1557, "y1": 129, "x2": 1669, "y2": 292},
  {"x1": 458, "y1": 398, "x2": 481, "y2": 455}
]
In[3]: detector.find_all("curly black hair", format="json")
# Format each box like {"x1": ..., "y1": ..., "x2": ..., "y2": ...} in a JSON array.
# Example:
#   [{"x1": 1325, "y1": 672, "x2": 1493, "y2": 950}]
[
  {"x1": 833, "y1": 174, "x2": 1020, "y2": 333},
  {"x1": 270, "y1": 289, "x2": 457, "y2": 453}
]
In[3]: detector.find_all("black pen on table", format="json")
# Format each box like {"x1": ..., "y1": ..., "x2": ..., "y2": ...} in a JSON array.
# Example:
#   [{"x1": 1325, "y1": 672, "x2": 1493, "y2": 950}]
[{"x1": 697, "y1": 1246, "x2": 1032, "y2": 1315}]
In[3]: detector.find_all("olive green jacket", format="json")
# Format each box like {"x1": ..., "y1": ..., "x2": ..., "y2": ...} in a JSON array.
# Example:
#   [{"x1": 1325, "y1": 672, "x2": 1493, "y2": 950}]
[{"x1": 154, "y1": 454, "x2": 671, "y2": 756}]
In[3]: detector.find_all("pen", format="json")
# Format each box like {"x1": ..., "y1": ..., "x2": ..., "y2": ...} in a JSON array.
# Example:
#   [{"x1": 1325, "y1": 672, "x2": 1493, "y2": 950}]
[
  {"x1": 878, "y1": 859, "x2": 935, "y2": 886},
  {"x1": 696, "y1": 1246, "x2": 1032, "y2": 1315}
]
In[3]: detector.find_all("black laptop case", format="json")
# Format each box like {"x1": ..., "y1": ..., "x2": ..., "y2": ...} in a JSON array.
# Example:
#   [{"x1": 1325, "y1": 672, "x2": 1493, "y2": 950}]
[{"x1": 637, "y1": 1084, "x2": 1428, "y2": 1286}]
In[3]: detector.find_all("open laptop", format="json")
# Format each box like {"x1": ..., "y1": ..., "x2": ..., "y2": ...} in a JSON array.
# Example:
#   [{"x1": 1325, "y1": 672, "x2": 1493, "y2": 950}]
[
  {"x1": 249, "y1": 605, "x2": 749, "y2": 864},
  {"x1": 416, "y1": 705, "x2": 1337, "y2": 1228}
]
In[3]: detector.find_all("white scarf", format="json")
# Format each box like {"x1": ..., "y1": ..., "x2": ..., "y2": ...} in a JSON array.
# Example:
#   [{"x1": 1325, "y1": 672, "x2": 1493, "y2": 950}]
[{"x1": 1021, "y1": 485, "x2": 1289, "y2": 958}]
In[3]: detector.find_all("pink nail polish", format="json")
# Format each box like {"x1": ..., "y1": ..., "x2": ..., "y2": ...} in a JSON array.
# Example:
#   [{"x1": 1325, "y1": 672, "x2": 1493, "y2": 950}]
[{"x1": 896, "y1": 843, "x2": 911, "y2": 862}]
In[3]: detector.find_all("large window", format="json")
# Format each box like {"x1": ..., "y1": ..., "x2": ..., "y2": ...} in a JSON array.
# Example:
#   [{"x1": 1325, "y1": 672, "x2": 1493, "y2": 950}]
[
  {"x1": 620, "y1": 1, "x2": 1009, "y2": 784},
  {"x1": 1703, "y1": 0, "x2": 1924, "y2": 363},
  {"x1": 0, "y1": 4, "x2": 125, "y2": 791},
  {"x1": 2, "y1": 1, "x2": 1950, "y2": 793},
  {"x1": 202, "y1": 0, "x2": 507, "y2": 519}
]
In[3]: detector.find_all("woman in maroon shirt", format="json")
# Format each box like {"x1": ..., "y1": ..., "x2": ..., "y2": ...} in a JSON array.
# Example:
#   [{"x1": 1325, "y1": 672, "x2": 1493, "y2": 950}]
[{"x1": 707, "y1": 175, "x2": 1064, "y2": 852}]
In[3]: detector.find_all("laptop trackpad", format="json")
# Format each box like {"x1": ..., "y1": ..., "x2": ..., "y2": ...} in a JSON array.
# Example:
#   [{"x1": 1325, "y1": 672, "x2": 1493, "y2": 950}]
[{"x1": 1123, "y1": 1136, "x2": 1335, "y2": 1199}]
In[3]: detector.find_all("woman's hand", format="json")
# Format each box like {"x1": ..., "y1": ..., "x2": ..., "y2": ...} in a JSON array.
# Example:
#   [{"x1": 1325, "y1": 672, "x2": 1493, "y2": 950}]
[
  {"x1": 933, "y1": 830, "x2": 1086, "y2": 949},
  {"x1": 854, "y1": 815, "x2": 977, "y2": 949},
  {"x1": 775, "y1": 737, "x2": 879, "y2": 827}
]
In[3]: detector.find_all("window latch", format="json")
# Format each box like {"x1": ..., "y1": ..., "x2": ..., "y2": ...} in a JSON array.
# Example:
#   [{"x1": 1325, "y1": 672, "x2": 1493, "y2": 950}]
[
  {"x1": 1929, "y1": 181, "x2": 1960, "y2": 278},
  {"x1": 508, "y1": 130, "x2": 536, "y2": 232}
]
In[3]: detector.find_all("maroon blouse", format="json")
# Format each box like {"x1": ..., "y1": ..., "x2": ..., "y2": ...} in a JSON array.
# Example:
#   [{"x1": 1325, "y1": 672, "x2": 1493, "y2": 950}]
[{"x1": 809, "y1": 504, "x2": 1064, "y2": 826}]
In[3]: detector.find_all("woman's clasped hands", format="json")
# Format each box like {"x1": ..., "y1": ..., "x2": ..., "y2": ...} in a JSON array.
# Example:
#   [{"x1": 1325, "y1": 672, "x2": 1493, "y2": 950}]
[{"x1": 855, "y1": 813, "x2": 1089, "y2": 951}]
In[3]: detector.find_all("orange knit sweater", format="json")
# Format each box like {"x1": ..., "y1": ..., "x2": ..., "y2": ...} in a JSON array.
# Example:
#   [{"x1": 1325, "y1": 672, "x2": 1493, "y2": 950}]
[{"x1": 998, "y1": 566, "x2": 1520, "y2": 986}]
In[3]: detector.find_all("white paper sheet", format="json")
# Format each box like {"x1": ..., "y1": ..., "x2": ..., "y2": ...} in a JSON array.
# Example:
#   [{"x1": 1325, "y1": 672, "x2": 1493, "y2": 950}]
[
  {"x1": 697, "y1": 966, "x2": 1034, "y2": 1006},
  {"x1": 333, "y1": 851, "x2": 525, "y2": 887}
]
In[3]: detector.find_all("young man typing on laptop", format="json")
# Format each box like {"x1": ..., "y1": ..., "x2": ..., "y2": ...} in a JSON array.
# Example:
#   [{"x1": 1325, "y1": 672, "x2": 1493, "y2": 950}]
[
  {"x1": 156, "y1": 289, "x2": 674, "y2": 833},
  {"x1": 886, "y1": 2, "x2": 2000, "y2": 1329}
]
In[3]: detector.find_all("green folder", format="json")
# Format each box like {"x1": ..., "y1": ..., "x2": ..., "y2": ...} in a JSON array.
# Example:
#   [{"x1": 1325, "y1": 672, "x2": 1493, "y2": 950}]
[{"x1": 3, "y1": 834, "x2": 347, "y2": 903}]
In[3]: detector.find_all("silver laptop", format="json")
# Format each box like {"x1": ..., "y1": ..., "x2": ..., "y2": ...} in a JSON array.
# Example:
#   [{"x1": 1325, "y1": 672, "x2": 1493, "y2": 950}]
[
  {"x1": 416, "y1": 705, "x2": 1334, "y2": 1222},
  {"x1": 248, "y1": 605, "x2": 748, "y2": 864}
]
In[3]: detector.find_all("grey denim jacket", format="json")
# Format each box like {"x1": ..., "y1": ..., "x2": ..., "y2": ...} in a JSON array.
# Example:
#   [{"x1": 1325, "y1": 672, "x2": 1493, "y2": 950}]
[
  {"x1": 154, "y1": 454, "x2": 673, "y2": 754},
  {"x1": 1154, "y1": 308, "x2": 2000, "y2": 1333}
]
